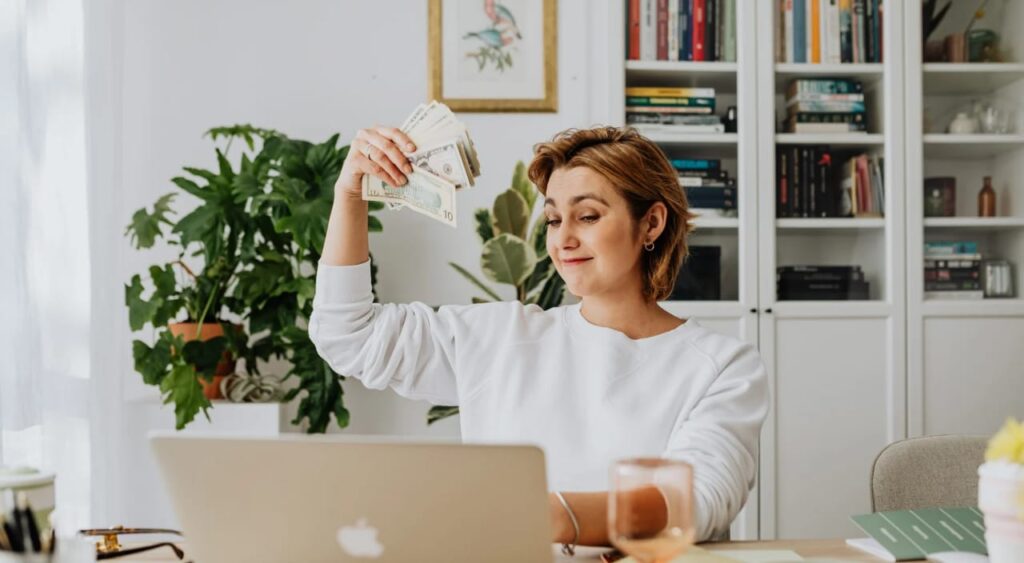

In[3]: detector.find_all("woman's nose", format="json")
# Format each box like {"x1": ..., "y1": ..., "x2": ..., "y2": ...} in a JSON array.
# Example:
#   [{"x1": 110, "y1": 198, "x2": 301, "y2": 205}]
[{"x1": 553, "y1": 223, "x2": 579, "y2": 250}]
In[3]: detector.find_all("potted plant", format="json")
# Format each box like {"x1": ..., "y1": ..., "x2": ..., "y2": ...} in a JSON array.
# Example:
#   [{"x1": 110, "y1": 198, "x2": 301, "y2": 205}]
[
  {"x1": 126, "y1": 125, "x2": 384, "y2": 431},
  {"x1": 429, "y1": 161, "x2": 566, "y2": 424}
]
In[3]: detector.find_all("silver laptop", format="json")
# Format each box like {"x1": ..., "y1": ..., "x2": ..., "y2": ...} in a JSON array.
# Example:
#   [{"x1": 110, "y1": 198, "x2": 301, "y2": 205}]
[{"x1": 150, "y1": 433, "x2": 554, "y2": 563}]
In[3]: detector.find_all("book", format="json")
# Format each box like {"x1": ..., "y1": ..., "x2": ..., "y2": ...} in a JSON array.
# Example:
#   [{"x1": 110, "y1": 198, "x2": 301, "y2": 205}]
[
  {"x1": 627, "y1": 113, "x2": 722, "y2": 125},
  {"x1": 723, "y1": 0, "x2": 736, "y2": 61},
  {"x1": 850, "y1": 507, "x2": 987, "y2": 561},
  {"x1": 671, "y1": 158, "x2": 720, "y2": 171},
  {"x1": 784, "y1": 0, "x2": 794, "y2": 62},
  {"x1": 628, "y1": 0, "x2": 641, "y2": 59},
  {"x1": 706, "y1": 0, "x2": 717, "y2": 61},
  {"x1": 678, "y1": 176, "x2": 736, "y2": 187},
  {"x1": 693, "y1": 0, "x2": 706, "y2": 60},
  {"x1": 924, "y1": 290, "x2": 985, "y2": 300},
  {"x1": 839, "y1": 0, "x2": 853, "y2": 62},
  {"x1": 627, "y1": 105, "x2": 714, "y2": 114},
  {"x1": 785, "y1": 121, "x2": 867, "y2": 133},
  {"x1": 785, "y1": 100, "x2": 867, "y2": 113},
  {"x1": 657, "y1": 0, "x2": 668, "y2": 60},
  {"x1": 793, "y1": 0, "x2": 806, "y2": 62},
  {"x1": 787, "y1": 78, "x2": 864, "y2": 96},
  {"x1": 810, "y1": 0, "x2": 821, "y2": 63},
  {"x1": 925, "y1": 241, "x2": 979, "y2": 255},
  {"x1": 825, "y1": 0, "x2": 840, "y2": 63},
  {"x1": 681, "y1": 0, "x2": 693, "y2": 60},
  {"x1": 632, "y1": 123, "x2": 726, "y2": 135},
  {"x1": 667, "y1": 0, "x2": 678, "y2": 60},
  {"x1": 626, "y1": 96, "x2": 716, "y2": 106},
  {"x1": 625, "y1": 86, "x2": 716, "y2": 97}
]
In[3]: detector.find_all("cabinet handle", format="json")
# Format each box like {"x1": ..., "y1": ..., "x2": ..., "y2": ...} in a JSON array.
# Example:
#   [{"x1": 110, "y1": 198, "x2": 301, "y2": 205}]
[
  {"x1": 749, "y1": 308, "x2": 757, "y2": 314},
  {"x1": 765, "y1": 308, "x2": 773, "y2": 314}
]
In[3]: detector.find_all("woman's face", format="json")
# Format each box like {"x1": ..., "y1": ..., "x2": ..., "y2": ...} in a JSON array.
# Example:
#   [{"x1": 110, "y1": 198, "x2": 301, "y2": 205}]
[{"x1": 543, "y1": 166, "x2": 645, "y2": 299}]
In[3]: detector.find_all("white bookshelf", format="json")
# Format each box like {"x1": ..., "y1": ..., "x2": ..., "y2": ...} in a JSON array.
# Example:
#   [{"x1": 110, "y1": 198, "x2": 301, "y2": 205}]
[{"x1": 904, "y1": 0, "x2": 1024, "y2": 500}]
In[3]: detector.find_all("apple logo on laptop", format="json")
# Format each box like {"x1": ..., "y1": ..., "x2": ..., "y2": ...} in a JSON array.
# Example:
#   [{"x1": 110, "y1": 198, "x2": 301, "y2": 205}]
[{"x1": 337, "y1": 518, "x2": 384, "y2": 558}]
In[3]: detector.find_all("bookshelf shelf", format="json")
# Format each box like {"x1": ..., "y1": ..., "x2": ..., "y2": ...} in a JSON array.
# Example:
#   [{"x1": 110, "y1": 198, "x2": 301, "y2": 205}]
[
  {"x1": 922, "y1": 134, "x2": 1024, "y2": 159},
  {"x1": 776, "y1": 218, "x2": 886, "y2": 230},
  {"x1": 626, "y1": 61, "x2": 738, "y2": 91},
  {"x1": 922, "y1": 63, "x2": 1024, "y2": 95},
  {"x1": 923, "y1": 217, "x2": 1024, "y2": 230},
  {"x1": 692, "y1": 216, "x2": 740, "y2": 231},
  {"x1": 775, "y1": 133, "x2": 884, "y2": 146},
  {"x1": 774, "y1": 63, "x2": 884, "y2": 93},
  {"x1": 771, "y1": 300, "x2": 893, "y2": 318}
]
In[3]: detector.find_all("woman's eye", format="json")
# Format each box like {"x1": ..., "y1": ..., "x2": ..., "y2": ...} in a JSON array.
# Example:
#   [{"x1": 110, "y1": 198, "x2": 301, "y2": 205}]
[
  {"x1": 546, "y1": 218, "x2": 561, "y2": 227},
  {"x1": 580, "y1": 215, "x2": 599, "y2": 223}
]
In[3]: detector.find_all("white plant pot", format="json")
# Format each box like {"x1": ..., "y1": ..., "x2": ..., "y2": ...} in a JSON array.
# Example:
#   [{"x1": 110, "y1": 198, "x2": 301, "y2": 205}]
[{"x1": 979, "y1": 461, "x2": 1024, "y2": 563}]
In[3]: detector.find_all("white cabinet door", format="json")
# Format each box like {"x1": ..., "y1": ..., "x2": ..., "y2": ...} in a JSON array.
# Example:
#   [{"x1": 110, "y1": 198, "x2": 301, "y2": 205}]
[{"x1": 759, "y1": 310, "x2": 905, "y2": 539}]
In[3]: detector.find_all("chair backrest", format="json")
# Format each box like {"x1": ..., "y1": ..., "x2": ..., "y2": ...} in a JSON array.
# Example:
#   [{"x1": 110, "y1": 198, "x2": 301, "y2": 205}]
[{"x1": 870, "y1": 435, "x2": 988, "y2": 512}]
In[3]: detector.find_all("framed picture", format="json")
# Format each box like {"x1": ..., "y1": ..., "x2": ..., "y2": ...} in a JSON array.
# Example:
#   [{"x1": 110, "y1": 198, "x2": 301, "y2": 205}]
[{"x1": 428, "y1": 0, "x2": 557, "y2": 112}]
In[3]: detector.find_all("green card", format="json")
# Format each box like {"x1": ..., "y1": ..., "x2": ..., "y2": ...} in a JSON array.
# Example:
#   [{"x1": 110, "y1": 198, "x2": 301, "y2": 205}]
[{"x1": 851, "y1": 507, "x2": 987, "y2": 561}]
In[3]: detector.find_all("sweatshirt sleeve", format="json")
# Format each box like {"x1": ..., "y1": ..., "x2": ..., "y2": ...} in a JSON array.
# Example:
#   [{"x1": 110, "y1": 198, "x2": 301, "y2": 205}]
[
  {"x1": 307, "y1": 260, "x2": 460, "y2": 405},
  {"x1": 662, "y1": 339, "x2": 769, "y2": 542}
]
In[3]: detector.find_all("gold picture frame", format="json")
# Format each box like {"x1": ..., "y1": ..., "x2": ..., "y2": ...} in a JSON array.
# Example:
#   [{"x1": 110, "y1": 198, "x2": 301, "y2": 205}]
[{"x1": 428, "y1": 0, "x2": 557, "y2": 113}]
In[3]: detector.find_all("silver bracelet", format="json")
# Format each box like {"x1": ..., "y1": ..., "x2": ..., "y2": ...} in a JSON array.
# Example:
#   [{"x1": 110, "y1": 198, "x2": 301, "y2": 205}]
[{"x1": 554, "y1": 491, "x2": 580, "y2": 556}]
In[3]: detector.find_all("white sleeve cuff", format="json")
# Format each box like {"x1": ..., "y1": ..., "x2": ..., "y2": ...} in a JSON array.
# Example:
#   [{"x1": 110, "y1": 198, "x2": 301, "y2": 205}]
[{"x1": 314, "y1": 260, "x2": 373, "y2": 305}]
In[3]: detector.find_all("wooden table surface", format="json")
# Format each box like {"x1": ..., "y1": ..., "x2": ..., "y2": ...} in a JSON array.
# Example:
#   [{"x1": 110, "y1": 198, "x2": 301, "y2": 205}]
[{"x1": 109, "y1": 538, "x2": 897, "y2": 561}]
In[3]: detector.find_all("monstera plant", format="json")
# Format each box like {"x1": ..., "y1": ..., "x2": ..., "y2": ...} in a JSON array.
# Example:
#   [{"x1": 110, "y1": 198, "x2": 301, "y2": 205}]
[
  {"x1": 429, "y1": 161, "x2": 566, "y2": 424},
  {"x1": 126, "y1": 124, "x2": 382, "y2": 431}
]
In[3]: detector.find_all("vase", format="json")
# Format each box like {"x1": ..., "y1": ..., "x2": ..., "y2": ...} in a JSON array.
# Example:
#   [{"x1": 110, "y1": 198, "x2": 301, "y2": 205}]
[
  {"x1": 978, "y1": 461, "x2": 1024, "y2": 563},
  {"x1": 168, "y1": 322, "x2": 238, "y2": 400}
]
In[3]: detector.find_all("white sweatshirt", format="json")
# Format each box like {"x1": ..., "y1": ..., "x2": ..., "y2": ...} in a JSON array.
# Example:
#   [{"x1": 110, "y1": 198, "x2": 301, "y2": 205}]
[{"x1": 309, "y1": 261, "x2": 769, "y2": 541}]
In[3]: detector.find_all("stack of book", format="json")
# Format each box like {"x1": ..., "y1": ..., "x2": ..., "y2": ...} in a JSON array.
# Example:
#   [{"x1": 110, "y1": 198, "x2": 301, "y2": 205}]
[
  {"x1": 626, "y1": 87, "x2": 722, "y2": 135},
  {"x1": 675, "y1": 158, "x2": 736, "y2": 216},
  {"x1": 777, "y1": 265, "x2": 869, "y2": 300},
  {"x1": 784, "y1": 79, "x2": 866, "y2": 134},
  {"x1": 775, "y1": 0, "x2": 883, "y2": 63},
  {"x1": 626, "y1": 0, "x2": 737, "y2": 62},
  {"x1": 924, "y1": 241, "x2": 983, "y2": 300},
  {"x1": 776, "y1": 147, "x2": 883, "y2": 218}
]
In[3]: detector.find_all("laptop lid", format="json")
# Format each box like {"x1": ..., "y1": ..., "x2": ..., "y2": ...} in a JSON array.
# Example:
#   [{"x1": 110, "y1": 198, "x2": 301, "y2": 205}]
[{"x1": 150, "y1": 433, "x2": 553, "y2": 563}]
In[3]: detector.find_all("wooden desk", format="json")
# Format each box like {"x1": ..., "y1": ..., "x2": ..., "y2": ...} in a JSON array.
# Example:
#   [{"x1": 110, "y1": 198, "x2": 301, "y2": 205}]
[{"x1": 113, "y1": 538, "x2": 894, "y2": 561}]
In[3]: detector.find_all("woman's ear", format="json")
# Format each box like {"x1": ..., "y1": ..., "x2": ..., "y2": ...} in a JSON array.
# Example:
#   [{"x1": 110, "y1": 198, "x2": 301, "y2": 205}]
[{"x1": 643, "y1": 202, "x2": 669, "y2": 243}]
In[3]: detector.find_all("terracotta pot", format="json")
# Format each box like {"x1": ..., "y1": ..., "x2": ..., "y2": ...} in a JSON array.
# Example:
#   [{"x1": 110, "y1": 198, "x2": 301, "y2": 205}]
[{"x1": 168, "y1": 322, "x2": 239, "y2": 400}]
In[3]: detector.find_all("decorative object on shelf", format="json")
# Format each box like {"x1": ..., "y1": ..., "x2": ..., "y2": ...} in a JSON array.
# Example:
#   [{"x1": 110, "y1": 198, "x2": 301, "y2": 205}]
[
  {"x1": 944, "y1": 32, "x2": 967, "y2": 63},
  {"x1": 125, "y1": 125, "x2": 382, "y2": 432},
  {"x1": 220, "y1": 372, "x2": 281, "y2": 403},
  {"x1": 978, "y1": 417, "x2": 1024, "y2": 563},
  {"x1": 723, "y1": 106, "x2": 738, "y2": 133},
  {"x1": 975, "y1": 100, "x2": 1014, "y2": 134},
  {"x1": 967, "y1": 29, "x2": 1001, "y2": 62},
  {"x1": 923, "y1": 0, "x2": 952, "y2": 61},
  {"x1": 948, "y1": 111, "x2": 980, "y2": 134},
  {"x1": 982, "y1": 260, "x2": 1015, "y2": 298},
  {"x1": 428, "y1": 0, "x2": 557, "y2": 112},
  {"x1": 978, "y1": 175, "x2": 997, "y2": 217},
  {"x1": 924, "y1": 177, "x2": 956, "y2": 217},
  {"x1": 434, "y1": 161, "x2": 566, "y2": 425}
]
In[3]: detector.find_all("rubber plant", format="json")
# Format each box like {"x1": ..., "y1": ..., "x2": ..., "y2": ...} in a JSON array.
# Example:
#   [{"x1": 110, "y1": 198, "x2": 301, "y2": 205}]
[
  {"x1": 126, "y1": 125, "x2": 383, "y2": 431},
  {"x1": 429, "y1": 161, "x2": 565, "y2": 424}
]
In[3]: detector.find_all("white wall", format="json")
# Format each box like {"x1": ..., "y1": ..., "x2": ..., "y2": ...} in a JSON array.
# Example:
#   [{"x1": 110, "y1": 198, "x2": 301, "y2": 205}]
[{"x1": 94, "y1": 0, "x2": 617, "y2": 526}]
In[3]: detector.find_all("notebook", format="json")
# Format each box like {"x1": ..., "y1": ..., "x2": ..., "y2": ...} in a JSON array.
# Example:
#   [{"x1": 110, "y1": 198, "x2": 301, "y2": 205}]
[{"x1": 848, "y1": 507, "x2": 988, "y2": 561}]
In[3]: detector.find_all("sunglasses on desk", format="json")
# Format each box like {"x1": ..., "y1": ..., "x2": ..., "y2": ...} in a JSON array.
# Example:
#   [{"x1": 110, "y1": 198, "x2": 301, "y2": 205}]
[{"x1": 78, "y1": 526, "x2": 185, "y2": 560}]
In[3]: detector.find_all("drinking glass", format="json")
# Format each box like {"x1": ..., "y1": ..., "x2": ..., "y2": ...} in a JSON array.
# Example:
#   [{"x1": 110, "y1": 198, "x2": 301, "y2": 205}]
[{"x1": 608, "y1": 458, "x2": 695, "y2": 563}]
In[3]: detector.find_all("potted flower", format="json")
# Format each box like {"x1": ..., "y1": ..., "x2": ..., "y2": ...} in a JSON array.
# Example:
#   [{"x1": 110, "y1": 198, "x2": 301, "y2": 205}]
[
  {"x1": 978, "y1": 417, "x2": 1024, "y2": 562},
  {"x1": 126, "y1": 125, "x2": 383, "y2": 431}
]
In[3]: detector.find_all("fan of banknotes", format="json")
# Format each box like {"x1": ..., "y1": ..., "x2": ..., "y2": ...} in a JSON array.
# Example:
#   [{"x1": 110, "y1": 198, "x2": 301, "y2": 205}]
[{"x1": 361, "y1": 101, "x2": 481, "y2": 227}]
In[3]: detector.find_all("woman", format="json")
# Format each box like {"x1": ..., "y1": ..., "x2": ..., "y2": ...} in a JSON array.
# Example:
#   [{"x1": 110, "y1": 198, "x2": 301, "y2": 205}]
[{"x1": 310, "y1": 125, "x2": 768, "y2": 550}]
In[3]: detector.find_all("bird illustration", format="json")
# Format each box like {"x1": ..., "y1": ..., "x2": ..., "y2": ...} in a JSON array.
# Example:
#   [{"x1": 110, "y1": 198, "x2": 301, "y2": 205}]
[
  {"x1": 463, "y1": 28, "x2": 506, "y2": 48},
  {"x1": 484, "y1": 0, "x2": 521, "y2": 39}
]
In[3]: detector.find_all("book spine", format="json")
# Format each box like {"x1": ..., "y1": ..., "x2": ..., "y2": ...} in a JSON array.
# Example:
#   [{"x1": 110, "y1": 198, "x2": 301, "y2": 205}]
[
  {"x1": 672, "y1": 158, "x2": 721, "y2": 170},
  {"x1": 693, "y1": 0, "x2": 706, "y2": 61},
  {"x1": 790, "y1": 112, "x2": 866, "y2": 123},
  {"x1": 864, "y1": 0, "x2": 874, "y2": 63},
  {"x1": 784, "y1": 0, "x2": 795, "y2": 62},
  {"x1": 626, "y1": 106, "x2": 714, "y2": 114},
  {"x1": 629, "y1": 0, "x2": 641, "y2": 59},
  {"x1": 816, "y1": 147, "x2": 830, "y2": 217},
  {"x1": 793, "y1": 0, "x2": 806, "y2": 63},
  {"x1": 657, "y1": 0, "x2": 668, "y2": 59},
  {"x1": 801, "y1": 146, "x2": 811, "y2": 217},
  {"x1": 786, "y1": 100, "x2": 866, "y2": 112},
  {"x1": 792, "y1": 147, "x2": 802, "y2": 216},
  {"x1": 625, "y1": 86, "x2": 717, "y2": 97},
  {"x1": 852, "y1": 0, "x2": 864, "y2": 63},
  {"x1": 810, "y1": 0, "x2": 821, "y2": 63},
  {"x1": 681, "y1": 0, "x2": 693, "y2": 60},
  {"x1": 668, "y1": 0, "x2": 679, "y2": 60},
  {"x1": 788, "y1": 78, "x2": 863, "y2": 94},
  {"x1": 826, "y1": 0, "x2": 840, "y2": 64},
  {"x1": 778, "y1": 149, "x2": 789, "y2": 217},
  {"x1": 626, "y1": 96, "x2": 716, "y2": 106},
  {"x1": 642, "y1": 0, "x2": 656, "y2": 60},
  {"x1": 809, "y1": 146, "x2": 818, "y2": 216},
  {"x1": 706, "y1": 0, "x2": 717, "y2": 61},
  {"x1": 724, "y1": 0, "x2": 736, "y2": 62},
  {"x1": 839, "y1": 0, "x2": 852, "y2": 62}
]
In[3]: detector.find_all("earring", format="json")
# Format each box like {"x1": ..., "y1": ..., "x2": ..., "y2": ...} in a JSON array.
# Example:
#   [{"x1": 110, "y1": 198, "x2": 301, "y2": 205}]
[{"x1": 644, "y1": 240, "x2": 655, "y2": 251}]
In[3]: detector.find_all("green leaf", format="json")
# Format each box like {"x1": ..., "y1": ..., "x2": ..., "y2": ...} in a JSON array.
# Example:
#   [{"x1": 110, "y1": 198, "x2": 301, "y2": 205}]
[
  {"x1": 470, "y1": 297, "x2": 492, "y2": 304},
  {"x1": 215, "y1": 148, "x2": 235, "y2": 181},
  {"x1": 173, "y1": 204, "x2": 221, "y2": 248},
  {"x1": 182, "y1": 336, "x2": 227, "y2": 378},
  {"x1": 160, "y1": 363, "x2": 211, "y2": 430},
  {"x1": 125, "y1": 193, "x2": 176, "y2": 249},
  {"x1": 171, "y1": 177, "x2": 207, "y2": 200},
  {"x1": 480, "y1": 233, "x2": 536, "y2": 287},
  {"x1": 368, "y1": 201, "x2": 385, "y2": 212},
  {"x1": 510, "y1": 160, "x2": 536, "y2": 211},
  {"x1": 523, "y1": 256, "x2": 553, "y2": 296},
  {"x1": 368, "y1": 215, "x2": 384, "y2": 233},
  {"x1": 449, "y1": 262, "x2": 503, "y2": 301},
  {"x1": 427, "y1": 405, "x2": 460, "y2": 425},
  {"x1": 528, "y1": 214, "x2": 548, "y2": 260},
  {"x1": 474, "y1": 208, "x2": 495, "y2": 244},
  {"x1": 132, "y1": 335, "x2": 172, "y2": 385},
  {"x1": 492, "y1": 189, "x2": 530, "y2": 239},
  {"x1": 125, "y1": 275, "x2": 162, "y2": 331},
  {"x1": 535, "y1": 270, "x2": 566, "y2": 310}
]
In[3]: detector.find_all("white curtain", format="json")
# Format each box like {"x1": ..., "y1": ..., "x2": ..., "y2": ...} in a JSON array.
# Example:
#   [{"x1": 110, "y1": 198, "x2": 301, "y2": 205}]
[{"x1": 0, "y1": 0, "x2": 93, "y2": 530}]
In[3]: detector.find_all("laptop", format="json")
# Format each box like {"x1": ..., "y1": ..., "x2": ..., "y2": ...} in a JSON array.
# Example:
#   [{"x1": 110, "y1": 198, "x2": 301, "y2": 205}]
[{"x1": 150, "y1": 433, "x2": 554, "y2": 563}]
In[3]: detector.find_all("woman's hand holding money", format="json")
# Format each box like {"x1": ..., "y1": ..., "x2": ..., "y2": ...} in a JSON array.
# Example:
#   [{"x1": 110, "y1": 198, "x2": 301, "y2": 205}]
[{"x1": 335, "y1": 126, "x2": 417, "y2": 199}]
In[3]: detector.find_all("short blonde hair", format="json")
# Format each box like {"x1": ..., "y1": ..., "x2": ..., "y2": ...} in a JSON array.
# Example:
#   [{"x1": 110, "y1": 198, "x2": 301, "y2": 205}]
[{"x1": 527, "y1": 126, "x2": 694, "y2": 301}]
